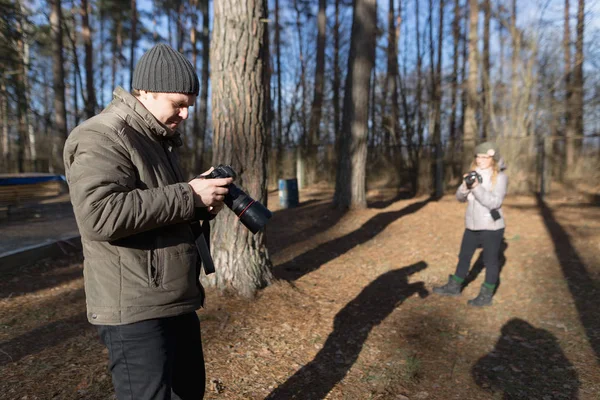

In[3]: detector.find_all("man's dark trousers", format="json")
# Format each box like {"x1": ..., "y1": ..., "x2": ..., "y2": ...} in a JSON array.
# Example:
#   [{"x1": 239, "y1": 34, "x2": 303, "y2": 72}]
[{"x1": 98, "y1": 312, "x2": 205, "y2": 400}]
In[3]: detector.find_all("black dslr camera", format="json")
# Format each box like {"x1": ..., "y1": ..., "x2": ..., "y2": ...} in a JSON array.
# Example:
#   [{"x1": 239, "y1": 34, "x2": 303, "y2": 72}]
[
  {"x1": 204, "y1": 165, "x2": 272, "y2": 234},
  {"x1": 464, "y1": 171, "x2": 482, "y2": 189}
]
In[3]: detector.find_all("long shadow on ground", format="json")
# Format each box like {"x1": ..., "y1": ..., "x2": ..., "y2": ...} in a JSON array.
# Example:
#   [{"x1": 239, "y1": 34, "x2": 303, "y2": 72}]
[
  {"x1": 266, "y1": 262, "x2": 429, "y2": 400},
  {"x1": 537, "y1": 194, "x2": 600, "y2": 363},
  {"x1": 0, "y1": 311, "x2": 91, "y2": 367},
  {"x1": 472, "y1": 318, "x2": 580, "y2": 399},
  {"x1": 0, "y1": 253, "x2": 83, "y2": 298},
  {"x1": 268, "y1": 200, "x2": 346, "y2": 255},
  {"x1": 274, "y1": 196, "x2": 434, "y2": 281}
]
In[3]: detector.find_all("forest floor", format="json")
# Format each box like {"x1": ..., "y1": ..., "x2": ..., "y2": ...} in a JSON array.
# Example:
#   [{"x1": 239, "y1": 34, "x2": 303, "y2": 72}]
[{"x1": 1, "y1": 183, "x2": 599, "y2": 400}]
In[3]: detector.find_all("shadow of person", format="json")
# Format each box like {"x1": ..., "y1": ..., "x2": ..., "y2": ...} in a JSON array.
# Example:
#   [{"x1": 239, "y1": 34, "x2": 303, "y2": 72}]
[
  {"x1": 275, "y1": 196, "x2": 433, "y2": 281},
  {"x1": 472, "y1": 318, "x2": 580, "y2": 399},
  {"x1": 462, "y1": 238, "x2": 508, "y2": 292},
  {"x1": 266, "y1": 262, "x2": 429, "y2": 400}
]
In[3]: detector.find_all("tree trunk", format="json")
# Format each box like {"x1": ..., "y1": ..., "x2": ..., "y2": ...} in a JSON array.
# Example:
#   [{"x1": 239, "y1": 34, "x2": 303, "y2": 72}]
[
  {"x1": 433, "y1": 0, "x2": 444, "y2": 196},
  {"x1": 70, "y1": 9, "x2": 80, "y2": 128},
  {"x1": 129, "y1": 0, "x2": 137, "y2": 90},
  {"x1": 99, "y1": 0, "x2": 105, "y2": 107},
  {"x1": 332, "y1": 0, "x2": 341, "y2": 154},
  {"x1": 481, "y1": 0, "x2": 490, "y2": 139},
  {"x1": 306, "y1": 0, "x2": 327, "y2": 186},
  {"x1": 294, "y1": 0, "x2": 308, "y2": 189},
  {"x1": 190, "y1": 0, "x2": 199, "y2": 172},
  {"x1": 1, "y1": 80, "x2": 8, "y2": 170},
  {"x1": 463, "y1": 0, "x2": 478, "y2": 170},
  {"x1": 384, "y1": 0, "x2": 400, "y2": 159},
  {"x1": 449, "y1": 0, "x2": 459, "y2": 147},
  {"x1": 81, "y1": 0, "x2": 95, "y2": 119},
  {"x1": 570, "y1": 0, "x2": 584, "y2": 164},
  {"x1": 195, "y1": 0, "x2": 210, "y2": 172},
  {"x1": 333, "y1": 0, "x2": 376, "y2": 210},
  {"x1": 50, "y1": 0, "x2": 68, "y2": 172},
  {"x1": 209, "y1": 0, "x2": 273, "y2": 297},
  {"x1": 274, "y1": 0, "x2": 283, "y2": 177}
]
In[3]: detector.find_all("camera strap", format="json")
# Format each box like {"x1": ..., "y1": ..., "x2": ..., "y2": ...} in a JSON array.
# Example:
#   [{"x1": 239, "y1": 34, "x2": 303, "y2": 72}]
[{"x1": 194, "y1": 220, "x2": 215, "y2": 275}]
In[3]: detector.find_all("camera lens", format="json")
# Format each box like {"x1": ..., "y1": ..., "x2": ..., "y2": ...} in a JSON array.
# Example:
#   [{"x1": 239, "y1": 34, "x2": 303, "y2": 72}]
[{"x1": 226, "y1": 184, "x2": 272, "y2": 234}]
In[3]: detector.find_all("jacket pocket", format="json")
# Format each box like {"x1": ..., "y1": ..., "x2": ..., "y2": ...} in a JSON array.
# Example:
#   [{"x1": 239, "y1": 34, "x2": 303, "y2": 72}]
[{"x1": 147, "y1": 248, "x2": 164, "y2": 288}]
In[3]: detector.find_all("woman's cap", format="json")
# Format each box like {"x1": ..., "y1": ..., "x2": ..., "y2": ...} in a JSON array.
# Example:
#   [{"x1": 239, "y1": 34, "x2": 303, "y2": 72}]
[
  {"x1": 132, "y1": 43, "x2": 199, "y2": 96},
  {"x1": 475, "y1": 141, "x2": 499, "y2": 160}
]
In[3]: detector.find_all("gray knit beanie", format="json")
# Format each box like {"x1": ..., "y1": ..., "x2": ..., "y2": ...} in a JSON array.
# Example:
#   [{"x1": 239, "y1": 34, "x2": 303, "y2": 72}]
[
  {"x1": 132, "y1": 43, "x2": 199, "y2": 95},
  {"x1": 474, "y1": 141, "x2": 500, "y2": 161}
]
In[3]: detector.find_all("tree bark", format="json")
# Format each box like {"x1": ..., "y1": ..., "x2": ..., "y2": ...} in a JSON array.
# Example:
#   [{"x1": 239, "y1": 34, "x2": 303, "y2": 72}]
[
  {"x1": 81, "y1": 0, "x2": 96, "y2": 119},
  {"x1": 449, "y1": 0, "x2": 459, "y2": 147},
  {"x1": 332, "y1": 0, "x2": 341, "y2": 154},
  {"x1": 570, "y1": 0, "x2": 584, "y2": 164},
  {"x1": 463, "y1": 0, "x2": 479, "y2": 170},
  {"x1": 306, "y1": 0, "x2": 327, "y2": 186},
  {"x1": 50, "y1": 0, "x2": 68, "y2": 172},
  {"x1": 384, "y1": 0, "x2": 400, "y2": 158},
  {"x1": 481, "y1": 0, "x2": 490, "y2": 139},
  {"x1": 129, "y1": 0, "x2": 137, "y2": 90},
  {"x1": 209, "y1": 0, "x2": 273, "y2": 297},
  {"x1": 333, "y1": 0, "x2": 377, "y2": 210},
  {"x1": 274, "y1": 0, "x2": 283, "y2": 176}
]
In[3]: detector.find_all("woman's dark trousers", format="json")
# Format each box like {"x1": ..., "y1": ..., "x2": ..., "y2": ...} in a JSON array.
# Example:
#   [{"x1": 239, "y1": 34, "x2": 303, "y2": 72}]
[{"x1": 455, "y1": 228, "x2": 504, "y2": 285}]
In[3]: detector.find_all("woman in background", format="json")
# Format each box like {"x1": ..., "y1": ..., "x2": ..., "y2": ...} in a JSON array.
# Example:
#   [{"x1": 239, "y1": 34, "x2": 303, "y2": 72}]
[{"x1": 433, "y1": 142, "x2": 508, "y2": 307}]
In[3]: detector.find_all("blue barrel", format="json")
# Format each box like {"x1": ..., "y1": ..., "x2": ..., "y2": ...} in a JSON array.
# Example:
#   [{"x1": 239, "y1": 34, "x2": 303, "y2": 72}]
[{"x1": 278, "y1": 178, "x2": 299, "y2": 208}]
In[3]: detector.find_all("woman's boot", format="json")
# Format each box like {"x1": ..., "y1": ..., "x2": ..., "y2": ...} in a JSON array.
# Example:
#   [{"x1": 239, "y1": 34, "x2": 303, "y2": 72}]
[
  {"x1": 467, "y1": 284, "x2": 494, "y2": 306},
  {"x1": 433, "y1": 275, "x2": 462, "y2": 296}
]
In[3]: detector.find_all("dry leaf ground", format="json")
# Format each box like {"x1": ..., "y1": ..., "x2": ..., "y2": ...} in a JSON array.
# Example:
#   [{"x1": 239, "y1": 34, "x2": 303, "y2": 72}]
[{"x1": 1, "y1": 184, "x2": 599, "y2": 400}]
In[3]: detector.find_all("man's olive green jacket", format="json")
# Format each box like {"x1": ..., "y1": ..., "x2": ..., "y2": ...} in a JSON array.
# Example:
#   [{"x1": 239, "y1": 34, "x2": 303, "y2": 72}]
[{"x1": 64, "y1": 87, "x2": 204, "y2": 325}]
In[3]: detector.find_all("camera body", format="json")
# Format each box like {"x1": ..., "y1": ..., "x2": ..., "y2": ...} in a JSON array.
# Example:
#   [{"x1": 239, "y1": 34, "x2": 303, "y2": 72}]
[
  {"x1": 204, "y1": 165, "x2": 272, "y2": 234},
  {"x1": 464, "y1": 171, "x2": 483, "y2": 189}
]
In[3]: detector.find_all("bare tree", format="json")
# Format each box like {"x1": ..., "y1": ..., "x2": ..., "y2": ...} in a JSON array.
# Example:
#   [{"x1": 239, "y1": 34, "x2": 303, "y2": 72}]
[
  {"x1": 333, "y1": 0, "x2": 377, "y2": 209},
  {"x1": 81, "y1": 0, "x2": 95, "y2": 119},
  {"x1": 449, "y1": 0, "x2": 460, "y2": 147},
  {"x1": 129, "y1": 0, "x2": 137, "y2": 90},
  {"x1": 482, "y1": 0, "x2": 491, "y2": 139},
  {"x1": 383, "y1": 0, "x2": 400, "y2": 157},
  {"x1": 569, "y1": 0, "x2": 584, "y2": 165},
  {"x1": 332, "y1": 0, "x2": 342, "y2": 152},
  {"x1": 306, "y1": 0, "x2": 327, "y2": 186},
  {"x1": 209, "y1": 0, "x2": 273, "y2": 297},
  {"x1": 50, "y1": 0, "x2": 67, "y2": 172},
  {"x1": 274, "y1": 0, "x2": 283, "y2": 177},
  {"x1": 463, "y1": 0, "x2": 478, "y2": 170}
]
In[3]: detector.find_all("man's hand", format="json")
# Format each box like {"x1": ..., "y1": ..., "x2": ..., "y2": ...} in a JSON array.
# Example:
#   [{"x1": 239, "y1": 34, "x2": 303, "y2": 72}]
[{"x1": 188, "y1": 168, "x2": 233, "y2": 209}]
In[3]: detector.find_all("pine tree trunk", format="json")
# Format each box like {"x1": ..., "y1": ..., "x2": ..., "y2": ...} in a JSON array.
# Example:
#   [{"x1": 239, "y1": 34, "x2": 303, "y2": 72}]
[
  {"x1": 333, "y1": 0, "x2": 376, "y2": 210},
  {"x1": 481, "y1": 0, "x2": 490, "y2": 139},
  {"x1": 449, "y1": 0, "x2": 459, "y2": 147},
  {"x1": 50, "y1": 0, "x2": 68, "y2": 171},
  {"x1": 306, "y1": 0, "x2": 327, "y2": 186},
  {"x1": 208, "y1": 0, "x2": 273, "y2": 298},
  {"x1": 563, "y1": 0, "x2": 573, "y2": 170},
  {"x1": 332, "y1": 0, "x2": 341, "y2": 154},
  {"x1": 196, "y1": 0, "x2": 210, "y2": 171},
  {"x1": 129, "y1": 0, "x2": 137, "y2": 90},
  {"x1": 463, "y1": 0, "x2": 479, "y2": 171},
  {"x1": 81, "y1": 0, "x2": 95, "y2": 119},
  {"x1": 570, "y1": 0, "x2": 584, "y2": 164},
  {"x1": 274, "y1": 0, "x2": 283, "y2": 177}
]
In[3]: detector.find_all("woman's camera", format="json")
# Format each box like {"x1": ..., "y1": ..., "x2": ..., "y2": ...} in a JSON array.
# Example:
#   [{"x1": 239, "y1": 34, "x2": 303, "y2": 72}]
[
  {"x1": 204, "y1": 165, "x2": 272, "y2": 234},
  {"x1": 464, "y1": 171, "x2": 482, "y2": 189}
]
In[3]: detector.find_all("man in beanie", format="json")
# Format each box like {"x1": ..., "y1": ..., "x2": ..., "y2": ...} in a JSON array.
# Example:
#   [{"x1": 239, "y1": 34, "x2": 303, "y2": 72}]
[
  {"x1": 432, "y1": 141, "x2": 508, "y2": 306},
  {"x1": 63, "y1": 43, "x2": 231, "y2": 399}
]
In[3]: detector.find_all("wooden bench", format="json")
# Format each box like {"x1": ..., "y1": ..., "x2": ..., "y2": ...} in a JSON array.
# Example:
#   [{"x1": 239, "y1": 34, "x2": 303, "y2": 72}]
[{"x1": 0, "y1": 174, "x2": 66, "y2": 218}]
